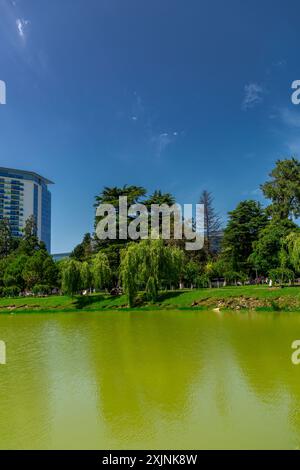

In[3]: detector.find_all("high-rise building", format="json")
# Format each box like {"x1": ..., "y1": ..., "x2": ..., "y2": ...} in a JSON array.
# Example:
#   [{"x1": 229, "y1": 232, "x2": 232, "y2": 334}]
[{"x1": 0, "y1": 167, "x2": 53, "y2": 252}]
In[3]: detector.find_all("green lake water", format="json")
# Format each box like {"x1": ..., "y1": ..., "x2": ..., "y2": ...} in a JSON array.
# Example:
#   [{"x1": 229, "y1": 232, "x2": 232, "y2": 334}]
[{"x1": 0, "y1": 310, "x2": 300, "y2": 450}]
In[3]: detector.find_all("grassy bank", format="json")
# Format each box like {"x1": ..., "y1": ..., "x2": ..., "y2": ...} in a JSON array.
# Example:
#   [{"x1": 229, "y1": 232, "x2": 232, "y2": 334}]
[{"x1": 1, "y1": 285, "x2": 300, "y2": 313}]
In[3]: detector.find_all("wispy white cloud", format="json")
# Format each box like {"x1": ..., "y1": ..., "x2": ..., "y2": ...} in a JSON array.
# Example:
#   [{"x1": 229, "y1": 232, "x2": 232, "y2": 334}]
[
  {"x1": 117, "y1": 91, "x2": 182, "y2": 158},
  {"x1": 285, "y1": 137, "x2": 300, "y2": 155},
  {"x1": 242, "y1": 188, "x2": 262, "y2": 197},
  {"x1": 0, "y1": 2, "x2": 50, "y2": 77},
  {"x1": 243, "y1": 152, "x2": 255, "y2": 160},
  {"x1": 16, "y1": 18, "x2": 30, "y2": 40},
  {"x1": 130, "y1": 91, "x2": 144, "y2": 121},
  {"x1": 264, "y1": 105, "x2": 300, "y2": 157},
  {"x1": 273, "y1": 59, "x2": 286, "y2": 68},
  {"x1": 151, "y1": 132, "x2": 179, "y2": 158},
  {"x1": 242, "y1": 83, "x2": 264, "y2": 110},
  {"x1": 251, "y1": 188, "x2": 261, "y2": 196},
  {"x1": 280, "y1": 108, "x2": 300, "y2": 128}
]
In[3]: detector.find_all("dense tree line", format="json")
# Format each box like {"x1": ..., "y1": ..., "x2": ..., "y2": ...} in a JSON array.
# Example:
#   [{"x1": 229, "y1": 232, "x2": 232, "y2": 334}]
[
  {"x1": 219, "y1": 158, "x2": 300, "y2": 283},
  {"x1": 0, "y1": 216, "x2": 59, "y2": 297},
  {"x1": 66, "y1": 158, "x2": 300, "y2": 304},
  {"x1": 1, "y1": 158, "x2": 300, "y2": 306}
]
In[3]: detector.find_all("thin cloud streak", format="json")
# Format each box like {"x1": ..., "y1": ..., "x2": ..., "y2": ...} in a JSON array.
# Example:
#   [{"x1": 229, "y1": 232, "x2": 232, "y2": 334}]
[
  {"x1": 280, "y1": 108, "x2": 300, "y2": 128},
  {"x1": 16, "y1": 18, "x2": 30, "y2": 40},
  {"x1": 150, "y1": 132, "x2": 178, "y2": 158},
  {"x1": 242, "y1": 83, "x2": 264, "y2": 110}
]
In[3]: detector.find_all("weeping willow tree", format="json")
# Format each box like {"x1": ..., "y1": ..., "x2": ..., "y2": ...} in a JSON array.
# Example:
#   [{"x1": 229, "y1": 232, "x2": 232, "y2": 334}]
[
  {"x1": 92, "y1": 252, "x2": 112, "y2": 290},
  {"x1": 284, "y1": 232, "x2": 300, "y2": 273},
  {"x1": 120, "y1": 243, "x2": 141, "y2": 307},
  {"x1": 81, "y1": 261, "x2": 93, "y2": 292},
  {"x1": 120, "y1": 239, "x2": 185, "y2": 307},
  {"x1": 165, "y1": 245, "x2": 185, "y2": 289},
  {"x1": 61, "y1": 259, "x2": 82, "y2": 297}
]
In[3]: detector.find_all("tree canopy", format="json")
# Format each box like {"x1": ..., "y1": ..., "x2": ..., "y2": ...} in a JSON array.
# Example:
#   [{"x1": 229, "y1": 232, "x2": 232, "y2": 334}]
[
  {"x1": 221, "y1": 200, "x2": 268, "y2": 273},
  {"x1": 2, "y1": 158, "x2": 300, "y2": 299},
  {"x1": 261, "y1": 158, "x2": 300, "y2": 220}
]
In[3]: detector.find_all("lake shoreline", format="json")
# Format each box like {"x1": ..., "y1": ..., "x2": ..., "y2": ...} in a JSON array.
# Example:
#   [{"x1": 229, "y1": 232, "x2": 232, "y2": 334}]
[{"x1": 1, "y1": 285, "x2": 300, "y2": 314}]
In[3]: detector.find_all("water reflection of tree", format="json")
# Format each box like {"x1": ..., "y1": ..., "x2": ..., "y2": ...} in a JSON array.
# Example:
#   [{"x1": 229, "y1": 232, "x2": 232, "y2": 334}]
[
  {"x1": 0, "y1": 316, "x2": 53, "y2": 449},
  {"x1": 86, "y1": 312, "x2": 208, "y2": 441},
  {"x1": 84, "y1": 311, "x2": 300, "y2": 447},
  {"x1": 224, "y1": 312, "x2": 300, "y2": 441},
  {"x1": 3, "y1": 311, "x2": 300, "y2": 449}
]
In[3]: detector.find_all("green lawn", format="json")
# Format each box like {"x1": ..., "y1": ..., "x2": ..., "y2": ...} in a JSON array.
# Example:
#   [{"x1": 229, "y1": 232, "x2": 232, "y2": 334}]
[
  {"x1": 1, "y1": 285, "x2": 300, "y2": 313},
  {"x1": 160, "y1": 285, "x2": 300, "y2": 303}
]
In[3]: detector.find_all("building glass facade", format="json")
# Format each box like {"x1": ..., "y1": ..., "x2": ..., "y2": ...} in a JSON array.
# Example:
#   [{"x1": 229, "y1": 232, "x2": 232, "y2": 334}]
[
  {"x1": 41, "y1": 183, "x2": 51, "y2": 251},
  {"x1": 0, "y1": 168, "x2": 53, "y2": 252}
]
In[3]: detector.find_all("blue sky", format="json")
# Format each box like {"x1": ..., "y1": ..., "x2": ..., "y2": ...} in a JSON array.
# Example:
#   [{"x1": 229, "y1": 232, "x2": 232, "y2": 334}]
[{"x1": 1, "y1": 0, "x2": 300, "y2": 253}]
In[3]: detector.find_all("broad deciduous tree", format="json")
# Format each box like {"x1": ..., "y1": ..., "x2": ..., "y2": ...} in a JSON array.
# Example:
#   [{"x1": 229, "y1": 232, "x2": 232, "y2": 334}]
[{"x1": 261, "y1": 158, "x2": 300, "y2": 220}]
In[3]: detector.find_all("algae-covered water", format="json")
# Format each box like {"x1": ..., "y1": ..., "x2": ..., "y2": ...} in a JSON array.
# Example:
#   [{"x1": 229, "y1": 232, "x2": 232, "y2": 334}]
[{"x1": 0, "y1": 310, "x2": 300, "y2": 449}]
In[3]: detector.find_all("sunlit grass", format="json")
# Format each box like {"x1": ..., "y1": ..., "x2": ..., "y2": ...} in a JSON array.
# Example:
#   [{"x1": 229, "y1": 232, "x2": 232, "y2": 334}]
[{"x1": 1, "y1": 285, "x2": 300, "y2": 313}]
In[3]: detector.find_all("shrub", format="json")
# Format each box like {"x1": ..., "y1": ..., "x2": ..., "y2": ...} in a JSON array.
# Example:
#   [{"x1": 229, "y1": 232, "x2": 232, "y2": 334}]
[
  {"x1": 268, "y1": 268, "x2": 295, "y2": 285},
  {"x1": 197, "y1": 274, "x2": 210, "y2": 288},
  {"x1": 32, "y1": 284, "x2": 52, "y2": 296},
  {"x1": 224, "y1": 271, "x2": 248, "y2": 285},
  {"x1": 271, "y1": 300, "x2": 280, "y2": 311},
  {"x1": 3, "y1": 286, "x2": 21, "y2": 297}
]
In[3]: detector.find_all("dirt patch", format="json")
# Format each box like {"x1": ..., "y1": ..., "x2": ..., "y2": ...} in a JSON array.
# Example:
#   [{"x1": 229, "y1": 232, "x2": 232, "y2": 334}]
[
  {"x1": 191, "y1": 295, "x2": 300, "y2": 310},
  {"x1": 0, "y1": 304, "x2": 42, "y2": 311}
]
